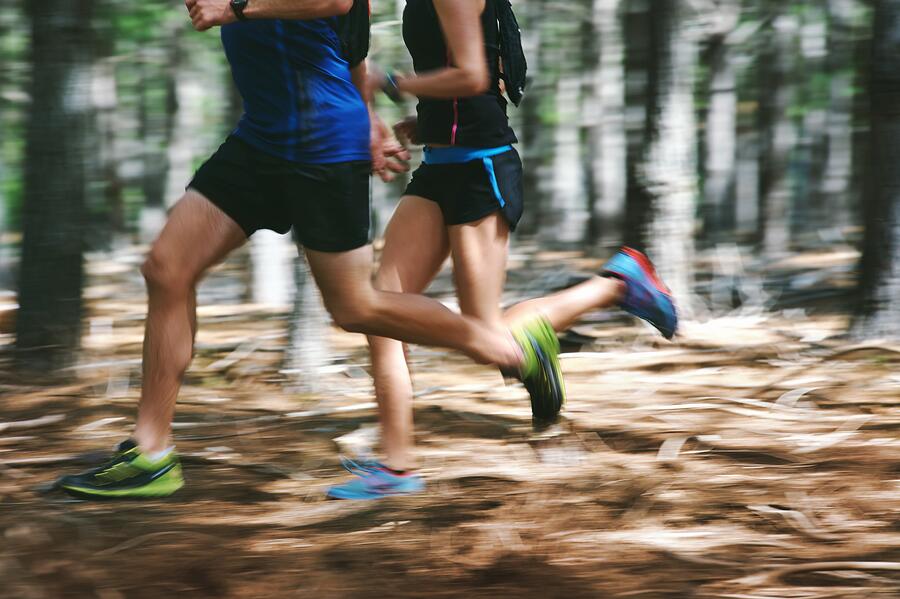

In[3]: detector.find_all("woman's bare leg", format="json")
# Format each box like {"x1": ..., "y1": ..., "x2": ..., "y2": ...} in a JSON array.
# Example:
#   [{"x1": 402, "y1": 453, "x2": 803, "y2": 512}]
[
  {"x1": 448, "y1": 212, "x2": 510, "y2": 327},
  {"x1": 502, "y1": 276, "x2": 625, "y2": 331},
  {"x1": 368, "y1": 196, "x2": 449, "y2": 471}
]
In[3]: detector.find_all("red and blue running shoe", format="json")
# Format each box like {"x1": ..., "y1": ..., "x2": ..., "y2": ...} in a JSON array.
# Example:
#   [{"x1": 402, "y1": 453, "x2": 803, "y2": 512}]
[
  {"x1": 326, "y1": 457, "x2": 424, "y2": 500},
  {"x1": 601, "y1": 247, "x2": 678, "y2": 339}
]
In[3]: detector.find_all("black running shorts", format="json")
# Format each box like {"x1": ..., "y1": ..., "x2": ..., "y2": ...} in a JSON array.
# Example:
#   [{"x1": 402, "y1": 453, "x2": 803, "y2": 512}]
[
  {"x1": 403, "y1": 147, "x2": 524, "y2": 231},
  {"x1": 188, "y1": 136, "x2": 372, "y2": 252}
]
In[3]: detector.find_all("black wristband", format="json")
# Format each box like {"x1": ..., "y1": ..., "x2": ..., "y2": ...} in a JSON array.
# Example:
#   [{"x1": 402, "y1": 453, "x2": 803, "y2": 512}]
[{"x1": 382, "y1": 71, "x2": 404, "y2": 104}]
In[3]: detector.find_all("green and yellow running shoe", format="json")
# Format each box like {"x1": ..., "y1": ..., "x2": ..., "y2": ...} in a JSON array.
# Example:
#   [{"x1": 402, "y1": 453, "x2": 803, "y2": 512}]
[
  {"x1": 58, "y1": 439, "x2": 183, "y2": 499},
  {"x1": 511, "y1": 316, "x2": 566, "y2": 421}
]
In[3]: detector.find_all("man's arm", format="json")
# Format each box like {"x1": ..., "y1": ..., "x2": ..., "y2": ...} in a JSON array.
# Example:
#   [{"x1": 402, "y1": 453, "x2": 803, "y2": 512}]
[
  {"x1": 186, "y1": 0, "x2": 352, "y2": 31},
  {"x1": 351, "y1": 61, "x2": 410, "y2": 182}
]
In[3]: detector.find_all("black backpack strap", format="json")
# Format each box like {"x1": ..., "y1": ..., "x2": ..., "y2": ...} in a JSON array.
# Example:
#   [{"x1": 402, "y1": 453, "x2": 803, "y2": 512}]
[
  {"x1": 495, "y1": 0, "x2": 527, "y2": 106},
  {"x1": 334, "y1": 0, "x2": 371, "y2": 68}
]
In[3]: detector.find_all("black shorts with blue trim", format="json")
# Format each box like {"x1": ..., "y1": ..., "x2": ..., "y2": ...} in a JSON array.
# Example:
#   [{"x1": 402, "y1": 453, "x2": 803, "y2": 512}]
[{"x1": 403, "y1": 146, "x2": 524, "y2": 231}]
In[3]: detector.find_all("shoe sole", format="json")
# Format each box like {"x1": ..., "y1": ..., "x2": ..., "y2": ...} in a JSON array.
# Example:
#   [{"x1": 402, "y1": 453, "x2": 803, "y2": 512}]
[
  {"x1": 604, "y1": 249, "x2": 678, "y2": 340},
  {"x1": 525, "y1": 331, "x2": 564, "y2": 421},
  {"x1": 60, "y1": 467, "x2": 184, "y2": 499}
]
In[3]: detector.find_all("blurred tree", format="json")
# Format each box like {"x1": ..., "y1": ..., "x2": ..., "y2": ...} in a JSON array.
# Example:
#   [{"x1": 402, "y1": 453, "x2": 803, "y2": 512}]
[
  {"x1": 700, "y1": 2, "x2": 741, "y2": 242},
  {"x1": 853, "y1": 0, "x2": 900, "y2": 339},
  {"x1": 515, "y1": 0, "x2": 548, "y2": 236},
  {"x1": 583, "y1": 0, "x2": 626, "y2": 247},
  {"x1": 757, "y1": 6, "x2": 799, "y2": 257},
  {"x1": 819, "y1": 0, "x2": 857, "y2": 234},
  {"x1": 625, "y1": 0, "x2": 699, "y2": 313},
  {"x1": 16, "y1": 0, "x2": 95, "y2": 371}
]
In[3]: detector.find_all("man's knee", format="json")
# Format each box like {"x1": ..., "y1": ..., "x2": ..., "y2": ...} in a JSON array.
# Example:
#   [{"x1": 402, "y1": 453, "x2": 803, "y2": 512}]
[
  {"x1": 326, "y1": 300, "x2": 378, "y2": 334},
  {"x1": 141, "y1": 245, "x2": 192, "y2": 294}
]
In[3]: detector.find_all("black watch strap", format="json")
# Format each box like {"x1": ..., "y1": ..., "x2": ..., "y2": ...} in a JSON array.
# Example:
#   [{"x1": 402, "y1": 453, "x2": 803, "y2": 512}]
[
  {"x1": 382, "y1": 71, "x2": 404, "y2": 104},
  {"x1": 230, "y1": 0, "x2": 249, "y2": 21}
]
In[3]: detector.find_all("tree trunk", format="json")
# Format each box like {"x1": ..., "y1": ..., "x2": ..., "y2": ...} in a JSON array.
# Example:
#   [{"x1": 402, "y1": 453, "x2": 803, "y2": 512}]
[
  {"x1": 250, "y1": 231, "x2": 294, "y2": 307},
  {"x1": 852, "y1": 0, "x2": 900, "y2": 339},
  {"x1": 757, "y1": 11, "x2": 799, "y2": 258},
  {"x1": 702, "y1": 34, "x2": 738, "y2": 242},
  {"x1": 819, "y1": 0, "x2": 858, "y2": 235},
  {"x1": 643, "y1": 1, "x2": 699, "y2": 315},
  {"x1": 16, "y1": 0, "x2": 95, "y2": 371},
  {"x1": 547, "y1": 75, "x2": 587, "y2": 246},
  {"x1": 285, "y1": 253, "x2": 330, "y2": 393},
  {"x1": 162, "y1": 28, "x2": 204, "y2": 209},
  {"x1": 622, "y1": 0, "x2": 656, "y2": 251},
  {"x1": 625, "y1": 0, "x2": 698, "y2": 315},
  {"x1": 92, "y1": 58, "x2": 125, "y2": 238},
  {"x1": 584, "y1": 0, "x2": 626, "y2": 248},
  {"x1": 515, "y1": 0, "x2": 548, "y2": 236},
  {"x1": 137, "y1": 46, "x2": 174, "y2": 240}
]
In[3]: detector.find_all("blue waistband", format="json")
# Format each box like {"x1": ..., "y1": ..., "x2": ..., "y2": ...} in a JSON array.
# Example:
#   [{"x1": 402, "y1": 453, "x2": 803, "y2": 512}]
[{"x1": 422, "y1": 145, "x2": 513, "y2": 165}]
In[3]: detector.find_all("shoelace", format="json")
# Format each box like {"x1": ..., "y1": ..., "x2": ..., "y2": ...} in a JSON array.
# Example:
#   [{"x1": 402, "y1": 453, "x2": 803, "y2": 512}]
[{"x1": 339, "y1": 455, "x2": 382, "y2": 477}]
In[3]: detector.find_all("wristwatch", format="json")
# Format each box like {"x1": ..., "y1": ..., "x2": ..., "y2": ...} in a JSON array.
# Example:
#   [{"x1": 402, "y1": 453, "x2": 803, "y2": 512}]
[{"x1": 230, "y1": 0, "x2": 249, "y2": 21}]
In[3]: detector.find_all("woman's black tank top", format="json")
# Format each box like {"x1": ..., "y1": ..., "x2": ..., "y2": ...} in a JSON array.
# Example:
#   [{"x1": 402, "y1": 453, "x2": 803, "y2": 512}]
[{"x1": 402, "y1": 0, "x2": 517, "y2": 148}]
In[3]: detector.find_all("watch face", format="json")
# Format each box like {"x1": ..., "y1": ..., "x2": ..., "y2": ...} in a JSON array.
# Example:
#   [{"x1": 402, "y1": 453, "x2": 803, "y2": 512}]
[{"x1": 232, "y1": 0, "x2": 248, "y2": 9}]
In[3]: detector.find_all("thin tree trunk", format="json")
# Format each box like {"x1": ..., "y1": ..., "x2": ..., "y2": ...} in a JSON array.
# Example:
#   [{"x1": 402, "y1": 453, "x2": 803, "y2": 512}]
[
  {"x1": 16, "y1": 0, "x2": 95, "y2": 372},
  {"x1": 702, "y1": 34, "x2": 738, "y2": 241},
  {"x1": 285, "y1": 253, "x2": 329, "y2": 393},
  {"x1": 162, "y1": 28, "x2": 204, "y2": 209},
  {"x1": 623, "y1": 0, "x2": 656, "y2": 251},
  {"x1": 92, "y1": 58, "x2": 124, "y2": 238},
  {"x1": 791, "y1": 10, "x2": 829, "y2": 245},
  {"x1": 819, "y1": 0, "x2": 858, "y2": 234},
  {"x1": 548, "y1": 75, "x2": 587, "y2": 246},
  {"x1": 516, "y1": 0, "x2": 547, "y2": 236},
  {"x1": 642, "y1": 1, "x2": 699, "y2": 315},
  {"x1": 250, "y1": 231, "x2": 294, "y2": 307},
  {"x1": 624, "y1": 1, "x2": 698, "y2": 315},
  {"x1": 757, "y1": 11, "x2": 799, "y2": 258},
  {"x1": 137, "y1": 47, "x2": 173, "y2": 236},
  {"x1": 852, "y1": 0, "x2": 900, "y2": 339},
  {"x1": 584, "y1": 0, "x2": 626, "y2": 247}
]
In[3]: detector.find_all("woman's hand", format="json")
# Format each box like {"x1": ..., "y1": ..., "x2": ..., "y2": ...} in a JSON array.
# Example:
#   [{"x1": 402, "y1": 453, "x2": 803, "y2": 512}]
[{"x1": 393, "y1": 116, "x2": 420, "y2": 146}]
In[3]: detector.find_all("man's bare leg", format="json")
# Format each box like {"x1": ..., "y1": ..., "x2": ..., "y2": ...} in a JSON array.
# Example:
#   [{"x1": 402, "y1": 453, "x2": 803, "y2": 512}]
[
  {"x1": 133, "y1": 191, "x2": 246, "y2": 454},
  {"x1": 305, "y1": 245, "x2": 521, "y2": 368}
]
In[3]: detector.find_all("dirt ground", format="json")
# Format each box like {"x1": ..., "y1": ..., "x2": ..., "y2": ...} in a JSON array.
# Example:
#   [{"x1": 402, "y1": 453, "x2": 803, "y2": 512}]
[{"x1": 1, "y1": 245, "x2": 898, "y2": 598}]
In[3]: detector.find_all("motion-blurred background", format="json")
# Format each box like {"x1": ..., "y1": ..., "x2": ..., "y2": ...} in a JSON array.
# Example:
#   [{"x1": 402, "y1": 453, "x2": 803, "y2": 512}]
[
  {"x1": 2, "y1": 3, "x2": 900, "y2": 598},
  {"x1": 2, "y1": 0, "x2": 898, "y2": 372}
]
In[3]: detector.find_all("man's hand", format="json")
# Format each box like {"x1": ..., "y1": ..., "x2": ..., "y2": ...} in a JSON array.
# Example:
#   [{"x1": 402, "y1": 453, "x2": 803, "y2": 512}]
[
  {"x1": 370, "y1": 112, "x2": 410, "y2": 182},
  {"x1": 185, "y1": 0, "x2": 236, "y2": 32}
]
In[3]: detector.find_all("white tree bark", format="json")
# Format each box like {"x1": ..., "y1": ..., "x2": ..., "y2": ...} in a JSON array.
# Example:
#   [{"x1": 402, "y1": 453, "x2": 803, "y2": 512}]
[
  {"x1": 762, "y1": 14, "x2": 800, "y2": 258},
  {"x1": 549, "y1": 75, "x2": 588, "y2": 245},
  {"x1": 250, "y1": 231, "x2": 294, "y2": 307},
  {"x1": 285, "y1": 252, "x2": 330, "y2": 393},
  {"x1": 643, "y1": 2, "x2": 700, "y2": 316},
  {"x1": 588, "y1": 0, "x2": 626, "y2": 244},
  {"x1": 704, "y1": 43, "x2": 737, "y2": 236}
]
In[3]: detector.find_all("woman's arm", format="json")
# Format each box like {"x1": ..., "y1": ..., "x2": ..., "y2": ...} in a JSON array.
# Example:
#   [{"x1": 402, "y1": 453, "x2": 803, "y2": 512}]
[{"x1": 392, "y1": 0, "x2": 489, "y2": 99}]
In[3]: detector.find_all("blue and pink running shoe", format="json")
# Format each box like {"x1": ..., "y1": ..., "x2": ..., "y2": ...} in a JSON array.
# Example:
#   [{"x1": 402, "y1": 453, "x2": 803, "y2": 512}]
[
  {"x1": 601, "y1": 247, "x2": 678, "y2": 339},
  {"x1": 326, "y1": 456, "x2": 424, "y2": 500}
]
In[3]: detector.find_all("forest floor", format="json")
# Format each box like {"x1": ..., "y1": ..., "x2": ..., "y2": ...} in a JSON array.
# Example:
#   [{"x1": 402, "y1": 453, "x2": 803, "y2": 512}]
[{"x1": 0, "y1": 243, "x2": 898, "y2": 598}]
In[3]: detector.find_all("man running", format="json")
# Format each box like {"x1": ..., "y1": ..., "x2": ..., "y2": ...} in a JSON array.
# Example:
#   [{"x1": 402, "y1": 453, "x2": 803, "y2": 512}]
[{"x1": 57, "y1": 0, "x2": 561, "y2": 499}]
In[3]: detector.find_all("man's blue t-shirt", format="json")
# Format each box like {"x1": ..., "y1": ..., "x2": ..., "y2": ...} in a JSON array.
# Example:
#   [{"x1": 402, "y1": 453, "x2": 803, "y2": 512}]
[{"x1": 221, "y1": 19, "x2": 370, "y2": 164}]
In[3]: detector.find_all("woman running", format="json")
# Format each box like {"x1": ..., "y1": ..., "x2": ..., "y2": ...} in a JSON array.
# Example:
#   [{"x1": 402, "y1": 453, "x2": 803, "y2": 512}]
[{"x1": 327, "y1": 0, "x2": 677, "y2": 499}]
